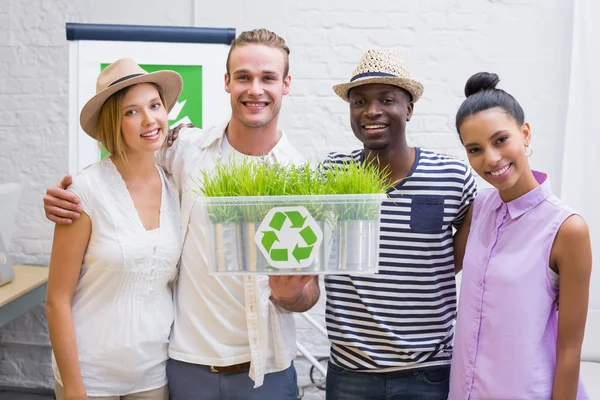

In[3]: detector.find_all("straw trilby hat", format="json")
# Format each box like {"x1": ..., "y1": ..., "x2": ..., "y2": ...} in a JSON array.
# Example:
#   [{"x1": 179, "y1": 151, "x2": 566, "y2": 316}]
[
  {"x1": 333, "y1": 49, "x2": 424, "y2": 102},
  {"x1": 80, "y1": 58, "x2": 183, "y2": 139}
]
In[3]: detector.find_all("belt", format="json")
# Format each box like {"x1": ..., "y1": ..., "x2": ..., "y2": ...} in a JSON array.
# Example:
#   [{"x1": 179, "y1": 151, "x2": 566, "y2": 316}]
[{"x1": 209, "y1": 361, "x2": 251, "y2": 374}]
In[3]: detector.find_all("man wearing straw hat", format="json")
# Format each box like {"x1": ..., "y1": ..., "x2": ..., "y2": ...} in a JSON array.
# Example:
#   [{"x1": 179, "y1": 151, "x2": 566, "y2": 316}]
[
  {"x1": 43, "y1": 29, "x2": 318, "y2": 400},
  {"x1": 324, "y1": 49, "x2": 477, "y2": 399}
]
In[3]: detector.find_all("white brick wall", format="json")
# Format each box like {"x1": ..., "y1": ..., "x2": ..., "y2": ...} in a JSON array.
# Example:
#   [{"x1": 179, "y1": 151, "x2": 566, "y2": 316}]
[
  {"x1": 0, "y1": 1, "x2": 573, "y2": 397},
  {"x1": 1, "y1": 0, "x2": 85, "y2": 390}
]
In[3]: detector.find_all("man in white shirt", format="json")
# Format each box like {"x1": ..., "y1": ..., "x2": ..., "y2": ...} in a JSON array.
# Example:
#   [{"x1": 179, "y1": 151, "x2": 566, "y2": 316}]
[{"x1": 44, "y1": 29, "x2": 319, "y2": 400}]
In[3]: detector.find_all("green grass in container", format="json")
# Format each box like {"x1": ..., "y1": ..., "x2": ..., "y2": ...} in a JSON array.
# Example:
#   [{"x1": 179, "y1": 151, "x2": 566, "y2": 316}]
[{"x1": 195, "y1": 157, "x2": 392, "y2": 223}]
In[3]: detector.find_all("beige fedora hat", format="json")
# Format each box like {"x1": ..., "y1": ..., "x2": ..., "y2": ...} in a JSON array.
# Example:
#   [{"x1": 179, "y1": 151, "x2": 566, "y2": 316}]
[
  {"x1": 80, "y1": 58, "x2": 183, "y2": 139},
  {"x1": 333, "y1": 49, "x2": 424, "y2": 102}
]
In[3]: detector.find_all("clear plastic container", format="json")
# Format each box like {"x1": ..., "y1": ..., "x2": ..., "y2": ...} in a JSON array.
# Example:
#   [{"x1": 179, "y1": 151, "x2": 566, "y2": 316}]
[{"x1": 198, "y1": 194, "x2": 386, "y2": 275}]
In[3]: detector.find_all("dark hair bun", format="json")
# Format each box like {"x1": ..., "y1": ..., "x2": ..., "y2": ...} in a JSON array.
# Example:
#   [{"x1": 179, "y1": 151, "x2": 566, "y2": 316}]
[{"x1": 464, "y1": 72, "x2": 500, "y2": 97}]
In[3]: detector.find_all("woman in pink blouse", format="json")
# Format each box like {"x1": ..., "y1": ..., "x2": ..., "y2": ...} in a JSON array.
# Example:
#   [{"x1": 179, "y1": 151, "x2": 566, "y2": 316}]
[{"x1": 449, "y1": 72, "x2": 591, "y2": 399}]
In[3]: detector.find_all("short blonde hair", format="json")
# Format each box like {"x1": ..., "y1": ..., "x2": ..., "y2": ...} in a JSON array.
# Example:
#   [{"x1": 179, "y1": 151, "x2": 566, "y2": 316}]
[
  {"x1": 96, "y1": 83, "x2": 166, "y2": 164},
  {"x1": 226, "y1": 29, "x2": 290, "y2": 78}
]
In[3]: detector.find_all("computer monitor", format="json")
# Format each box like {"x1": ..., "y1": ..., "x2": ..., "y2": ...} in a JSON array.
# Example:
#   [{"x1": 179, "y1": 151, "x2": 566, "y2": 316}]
[{"x1": 0, "y1": 183, "x2": 21, "y2": 286}]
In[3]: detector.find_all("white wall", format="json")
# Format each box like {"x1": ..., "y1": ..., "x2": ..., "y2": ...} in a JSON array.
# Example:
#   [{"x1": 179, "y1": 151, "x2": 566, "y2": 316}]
[
  {"x1": 0, "y1": 0, "x2": 575, "y2": 397},
  {"x1": 194, "y1": 0, "x2": 573, "y2": 192}
]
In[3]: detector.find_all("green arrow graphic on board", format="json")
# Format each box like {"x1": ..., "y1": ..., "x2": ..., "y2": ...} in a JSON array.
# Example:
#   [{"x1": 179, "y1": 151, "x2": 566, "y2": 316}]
[
  {"x1": 299, "y1": 226, "x2": 317, "y2": 246},
  {"x1": 269, "y1": 212, "x2": 287, "y2": 231},
  {"x1": 292, "y1": 244, "x2": 313, "y2": 263},
  {"x1": 270, "y1": 248, "x2": 289, "y2": 262},
  {"x1": 255, "y1": 206, "x2": 324, "y2": 268},
  {"x1": 285, "y1": 211, "x2": 306, "y2": 228},
  {"x1": 261, "y1": 231, "x2": 279, "y2": 253}
]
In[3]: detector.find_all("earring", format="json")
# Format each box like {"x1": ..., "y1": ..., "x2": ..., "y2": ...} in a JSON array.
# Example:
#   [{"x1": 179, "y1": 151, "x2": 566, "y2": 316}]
[{"x1": 525, "y1": 143, "x2": 533, "y2": 157}]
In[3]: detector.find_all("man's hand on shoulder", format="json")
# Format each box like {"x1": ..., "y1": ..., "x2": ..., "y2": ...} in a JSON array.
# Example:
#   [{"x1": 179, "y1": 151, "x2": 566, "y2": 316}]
[
  {"x1": 43, "y1": 175, "x2": 81, "y2": 225},
  {"x1": 166, "y1": 123, "x2": 196, "y2": 147}
]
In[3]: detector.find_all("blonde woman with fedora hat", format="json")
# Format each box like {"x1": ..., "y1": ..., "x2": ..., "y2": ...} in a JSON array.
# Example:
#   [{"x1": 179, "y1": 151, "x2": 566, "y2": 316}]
[{"x1": 46, "y1": 58, "x2": 183, "y2": 400}]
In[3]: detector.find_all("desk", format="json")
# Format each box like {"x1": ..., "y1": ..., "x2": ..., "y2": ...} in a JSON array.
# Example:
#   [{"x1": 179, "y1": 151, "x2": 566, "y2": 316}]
[{"x1": 0, "y1": 265, "x2": 49, "y2": 328}]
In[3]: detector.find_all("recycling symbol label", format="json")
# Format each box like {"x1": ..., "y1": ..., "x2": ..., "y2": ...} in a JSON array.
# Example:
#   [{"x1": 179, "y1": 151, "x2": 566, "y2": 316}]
[{"x1": 255, "y1": 206, "x2": 323, "y2": 269}]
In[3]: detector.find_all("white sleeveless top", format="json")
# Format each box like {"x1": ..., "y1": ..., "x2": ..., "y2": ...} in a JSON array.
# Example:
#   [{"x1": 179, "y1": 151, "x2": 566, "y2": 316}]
[{"x1": 52, "y1": 158, "x2": 182, "y2": 396}]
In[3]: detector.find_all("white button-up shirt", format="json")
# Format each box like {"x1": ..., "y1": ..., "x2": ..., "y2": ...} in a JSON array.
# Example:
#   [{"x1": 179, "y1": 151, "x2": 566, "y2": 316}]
[{"x1": 156, "y1": 121, "x2": 305, "y2": 387}]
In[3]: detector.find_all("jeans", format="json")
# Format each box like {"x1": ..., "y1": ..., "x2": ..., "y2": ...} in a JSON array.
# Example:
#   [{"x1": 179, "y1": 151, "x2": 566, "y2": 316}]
[
  {"x1": 326, "y1": 362, "x2": 450, "y2": 400},
  {"x1": 166, "y1": 358, "x2": 298, "y2": 400}
]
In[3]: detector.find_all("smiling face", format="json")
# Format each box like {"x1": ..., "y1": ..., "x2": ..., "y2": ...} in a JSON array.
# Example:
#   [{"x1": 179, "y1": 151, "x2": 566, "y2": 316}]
[
  {"x1": 460, "y1": 107, "x2": 532, "y2": 194},
  {"x1": 224, "y1": 43, "x2": 291, "y2": 130},
  {"x1": 120, "y1": 83, "x2": 169, "y2": 155},
  {"x1": 348, "y1": 83, "x2": 413, "y2": 152}
]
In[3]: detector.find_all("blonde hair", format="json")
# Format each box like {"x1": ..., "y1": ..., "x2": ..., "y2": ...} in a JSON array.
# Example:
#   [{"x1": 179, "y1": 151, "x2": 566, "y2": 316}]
[
  {"x1": 96, "y1": 83, "x2": 167, "y2": 164},
  {"x1": 226, "y1": 28, "x2": 290, "y2": 77}
]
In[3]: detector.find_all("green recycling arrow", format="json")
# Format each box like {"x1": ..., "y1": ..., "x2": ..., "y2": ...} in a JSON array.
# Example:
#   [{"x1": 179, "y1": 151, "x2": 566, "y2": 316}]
[
  {"x1": 270, "y1": 248, "x2": 289, "y2": 261},
  {"x1": 256, "y1": 206, "x2": 323, "y2": 267},
  {"x1": 299, "y1": 226, "x2": 317, "y2": 246},
  {"x1": 269, "y1": 212, "x2": 287, "y2": 231},
  {"x1": 292, "y1": 244, "x2": 313, "y2": 263},
  {"x1": 285, "y1": 211, "x2": 307, "y2": 228},
  {"x1": 261, "y1": 231, "x2": 279, "y2": 252}
]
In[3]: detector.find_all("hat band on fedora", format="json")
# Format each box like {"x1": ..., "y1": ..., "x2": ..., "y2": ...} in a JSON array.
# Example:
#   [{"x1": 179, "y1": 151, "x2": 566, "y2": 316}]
[
  {"x1": 108, "y1": 73, "x2": 145, "y2": 87},
  {"x1": 350, "y1": 71, "x2": 397, "y2": 82}
]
